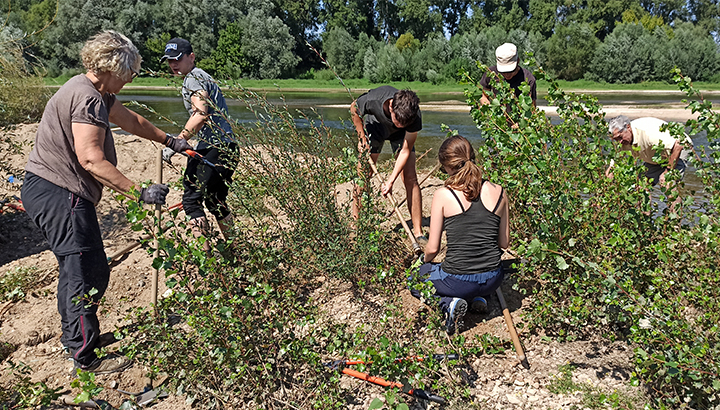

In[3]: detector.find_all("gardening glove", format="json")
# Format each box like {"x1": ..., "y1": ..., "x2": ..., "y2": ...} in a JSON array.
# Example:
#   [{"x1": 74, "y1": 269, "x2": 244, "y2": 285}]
[
  {"x1": 164, "y1": 133, "x2": 193, "y2": 153},
  {"x1": 139, "y1": 184, "x2": 169, "y2": 205},
  {"x1": 162, "y1": 147, "x2": 176, "y2": 163}
]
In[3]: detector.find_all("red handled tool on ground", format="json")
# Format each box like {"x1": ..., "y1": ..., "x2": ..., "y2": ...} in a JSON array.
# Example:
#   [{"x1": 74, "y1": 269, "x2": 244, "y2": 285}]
[
  {"x1": 0, "y1": 196, "x2": 25, "y2": 213},
  {"x1": 184, "y1": 149, "x2": 218, "y2": 170},
  {"x1": 325, "y1": 354, "x2": 458, "y2": 404}
]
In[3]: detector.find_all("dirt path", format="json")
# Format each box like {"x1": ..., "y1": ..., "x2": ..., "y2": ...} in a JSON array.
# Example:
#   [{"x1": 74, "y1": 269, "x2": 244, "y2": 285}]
[{"x1": 0, "y1": 123, "x2": 646, "y2": 409}]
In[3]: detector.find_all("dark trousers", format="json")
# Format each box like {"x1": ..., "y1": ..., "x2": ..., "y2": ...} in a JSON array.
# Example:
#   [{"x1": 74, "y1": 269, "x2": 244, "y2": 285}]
[
  {"x1": 183, "y1": 144, "x2": 237, "y2": 220},
  {"x1": 411, "y1": 263, "x2": 504, "y2": 313},
  {"x1": 22, "y1": 172, "x2": 109, "y2": 366}
]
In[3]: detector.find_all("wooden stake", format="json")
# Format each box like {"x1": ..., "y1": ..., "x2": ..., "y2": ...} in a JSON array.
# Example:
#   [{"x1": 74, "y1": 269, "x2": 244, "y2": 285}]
[{"x1": 496, "y1": 287, "x2": 530, "y2": 369}]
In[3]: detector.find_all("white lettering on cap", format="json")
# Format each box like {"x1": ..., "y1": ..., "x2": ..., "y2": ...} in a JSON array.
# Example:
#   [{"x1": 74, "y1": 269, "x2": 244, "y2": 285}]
[{"x1": 165, "y1": 43, "x2": 178, "y2": 52}]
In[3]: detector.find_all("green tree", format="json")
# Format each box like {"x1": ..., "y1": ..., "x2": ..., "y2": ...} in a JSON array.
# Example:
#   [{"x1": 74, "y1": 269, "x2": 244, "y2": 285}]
[
  {"x1": 238, "y1": 9, "x2": 299, "y2": 78},
  {"x1": 652, "y1": 22, "x2": 720, "y2": 81},
  {"x1": 396, "y1": 0, "x2": 443, "y2": 40},
  {"x1": 144, "y1": 33, "x2": 172, "y2": 73},
  {"x1": 395, "y1": 32, "x2": 420, "y2": 52},
  {"x1": 322, "y1": 27, "x2": 358, "y2": 78},
  {"x1": 321, "y1": 0, "x2": 377, "y2": 39},
  {"x1": 526, "y1": 0, "x2": 558, "y2": 37},
  {"x1": 543, "y1": 22, "x2": 599, "y2": 80},
  {"x1": 587, "y1": 23, "x2": 656, "y2": 83},
  {"x1": 197, "y1": 22, "x2": 248, "y2": 79}
]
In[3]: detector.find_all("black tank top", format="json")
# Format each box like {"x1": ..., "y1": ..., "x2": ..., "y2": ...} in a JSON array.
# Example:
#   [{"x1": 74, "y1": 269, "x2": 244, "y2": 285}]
[{"x1": 441, "y1": 182, "x2": 503, "y2": 275}]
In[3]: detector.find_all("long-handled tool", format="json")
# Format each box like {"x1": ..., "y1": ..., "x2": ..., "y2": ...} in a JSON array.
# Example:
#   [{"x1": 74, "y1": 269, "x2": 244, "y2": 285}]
[
  {"x1": 106, "y1": 202, "x2": 182, "y2": 264},
  {"x1": 389, "y1": 161, "x2": 442, "y2": 214},
  {"x1": 366, "y1": 158, "x2": 422, "y2": 255},
  {"x1": 325, "y1": 354, "x2": 457, "y2": 404},
  {"x1": 496, "y1": 287, "x2": 530, "y2": 369}
]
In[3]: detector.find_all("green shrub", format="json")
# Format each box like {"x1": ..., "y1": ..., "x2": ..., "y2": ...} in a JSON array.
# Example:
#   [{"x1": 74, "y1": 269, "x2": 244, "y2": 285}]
[
  {"x1": 463, "y1": 62, "x2": 720, "y2": 407},
  {"x1": 0, "y1": 40, "x2": 50, "y2": 126}
]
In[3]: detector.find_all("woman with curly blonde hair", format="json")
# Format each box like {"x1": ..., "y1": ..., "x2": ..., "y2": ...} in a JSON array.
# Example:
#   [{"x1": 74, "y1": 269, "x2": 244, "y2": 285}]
[
  {"x1": 415, "y1": 135, "x2": 509, "y2": 335},
  {"x1": 22, "y1": 30, "x2": 191, "y2": 375}
]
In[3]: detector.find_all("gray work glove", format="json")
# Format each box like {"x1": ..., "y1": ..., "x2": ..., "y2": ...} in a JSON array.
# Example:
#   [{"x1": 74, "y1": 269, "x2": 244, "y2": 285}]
[
  {"x1": 164, "y1": 133, "x2": 193, "y2": 153},
  {"x1": 162, "y1": 147, "x2": 176, "y2": 163},
  {"x1": 139, "y1": 184, "x2": 169, "y2": 205}
]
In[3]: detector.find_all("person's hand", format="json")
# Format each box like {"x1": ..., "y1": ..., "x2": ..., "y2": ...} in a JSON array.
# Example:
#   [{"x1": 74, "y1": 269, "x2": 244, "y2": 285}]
[
  {"x1": 358, "y1": 136, "x2": 369, "y2": 153},
  {"x1": 162, "y1": 147, "x2": 176, "y2": 163},
  {"x1": 164, "y1": 133, "x2": 193, "y2": 153},
  {"x1": 139, "y1": 184, "x2": 169, "y2": 205},
  {"x1": 659, "y1": 171, "x2": 667, "y2": 186},
  {"x1": 381, "y1": 180, "x2": 393, "y2": 197}
]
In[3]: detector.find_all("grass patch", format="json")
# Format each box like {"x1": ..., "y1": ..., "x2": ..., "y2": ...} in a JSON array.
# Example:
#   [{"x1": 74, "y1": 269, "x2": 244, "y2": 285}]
[{"x1": 549, "y1": 364, "x2": 644, "y2": 409}]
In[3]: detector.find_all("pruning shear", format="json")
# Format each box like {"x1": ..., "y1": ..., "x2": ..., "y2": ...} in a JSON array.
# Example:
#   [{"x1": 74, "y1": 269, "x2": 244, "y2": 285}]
[
  {"x1": 324, "y1": 354, "x2": 458, "y2": 404},
  {"x1": 183, "y1": 149, "x2": 218, "y2": 170},
  {"x1": 0, "y1": 196, "x2": 25, "y2": 213}
]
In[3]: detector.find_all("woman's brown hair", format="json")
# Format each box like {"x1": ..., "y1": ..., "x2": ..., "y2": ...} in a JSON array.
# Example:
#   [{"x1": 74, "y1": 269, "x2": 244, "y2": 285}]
[{"x1": 438, "y1": 135, "x2": 483, "y2": 201}]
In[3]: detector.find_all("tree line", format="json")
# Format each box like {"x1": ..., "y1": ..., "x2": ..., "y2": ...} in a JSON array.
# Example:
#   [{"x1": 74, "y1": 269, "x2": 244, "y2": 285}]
[{"x1": 1, "y1": 0, "x2": 719, "y2": 83}]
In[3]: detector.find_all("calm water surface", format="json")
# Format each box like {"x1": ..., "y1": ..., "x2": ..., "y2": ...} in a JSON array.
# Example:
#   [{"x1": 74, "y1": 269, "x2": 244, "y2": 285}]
[{"x1": 117, "y1": 89, "x2": 710, "y2": 192}]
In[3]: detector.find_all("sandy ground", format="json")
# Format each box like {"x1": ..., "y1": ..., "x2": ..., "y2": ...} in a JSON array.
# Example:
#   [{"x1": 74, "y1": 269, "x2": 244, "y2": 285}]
[{"x1": 0, "y1": 119, "x2": 648, "y2": 409}]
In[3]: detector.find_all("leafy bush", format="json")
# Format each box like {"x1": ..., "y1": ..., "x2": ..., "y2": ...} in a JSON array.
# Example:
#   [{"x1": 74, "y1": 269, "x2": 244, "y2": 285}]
[
  {"x1": 588, "y1": 23, "x2": 657, "y2": 84},
  {"x1": 464, "y1": 62, "x2": 720, "y2": 407},
  {"x1": 117, "y1": 86, "x2": 485, "y2": 408},
  {"x1": 543, "y1": 23, "x2": 599, "y2": 81}
]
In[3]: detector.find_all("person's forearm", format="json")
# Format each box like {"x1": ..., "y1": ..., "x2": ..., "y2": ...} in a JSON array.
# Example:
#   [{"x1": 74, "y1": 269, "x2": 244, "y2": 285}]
[
  {"x1": 120, "y1": 113, "x2": 166, "y2": 144},
  {"x1": 179, "y1": 113, "x2": 207, "y2": 140},
  {"x1": 667, "y1": 142, "x2": 683, "y2": 170},
  {"x1": 389, "y1": 149, "x2": 410, "y2": 184},
  {"x1": 479, "y1": 93, "x2": 491, "y2": 106},
  {"x1": 83, "y1": 159, "x2": 135, "y2": 196}
]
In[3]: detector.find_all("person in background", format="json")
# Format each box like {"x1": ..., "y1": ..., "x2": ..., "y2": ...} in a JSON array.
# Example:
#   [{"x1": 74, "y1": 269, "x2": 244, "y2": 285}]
[
  {"x1": 479, "y1": 43, "x2": 537, "y2": 109},
  {"x1": 22, "y1": 30, "x2": 191, "y2": 374},
  {"x1": 606, "y1": 115, "x2": 694, "y2": 186},
  {"x1": 350, "y1": 86, "x2": 426, "y2": 243},
  {"x1": 161, "y1": 38, "x2": 238, "y2": 250},
  {"x1": 413, "y1": 135, "x2": 509, "y2": 335}
]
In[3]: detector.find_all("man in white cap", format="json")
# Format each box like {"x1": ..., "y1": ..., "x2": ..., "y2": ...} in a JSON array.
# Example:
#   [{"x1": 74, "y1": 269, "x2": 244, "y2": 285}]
[{"x1": 479, "y1": 43, "x2": 537, "y2": 108}]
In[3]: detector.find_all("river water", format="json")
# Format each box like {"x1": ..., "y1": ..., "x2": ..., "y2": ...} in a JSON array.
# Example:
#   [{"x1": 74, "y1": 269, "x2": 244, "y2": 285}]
[{"x1": 117, "y1": 89, "x2": 714, "y2": 191}]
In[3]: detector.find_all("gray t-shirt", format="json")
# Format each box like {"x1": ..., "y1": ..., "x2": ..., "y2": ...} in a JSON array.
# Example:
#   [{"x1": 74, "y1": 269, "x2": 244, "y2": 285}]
[
  {"x1": 355, "y1": 85, "x2": 422, "y2": 136},
  {"x1": 182, "y1": 67, "x2": 233, "y2": 150},
  {"x1": 25, "y1": 74, "x2": 117, "y2": 205}
]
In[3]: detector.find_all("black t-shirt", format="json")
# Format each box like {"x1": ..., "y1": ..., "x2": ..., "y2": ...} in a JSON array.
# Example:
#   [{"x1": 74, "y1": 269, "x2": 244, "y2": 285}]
[
  {"x1": 355, "y1": 85, "x2": 422, "y2": 134},
  {"x1": 479, "y1": 66, "x2": 537, "y2": 101}
]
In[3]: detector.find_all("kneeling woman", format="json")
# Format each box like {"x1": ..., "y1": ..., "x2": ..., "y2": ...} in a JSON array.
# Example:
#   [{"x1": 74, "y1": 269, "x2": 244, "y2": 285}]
[{"x1": 418, "y1": 135, "x2": 509, "y2": 335}]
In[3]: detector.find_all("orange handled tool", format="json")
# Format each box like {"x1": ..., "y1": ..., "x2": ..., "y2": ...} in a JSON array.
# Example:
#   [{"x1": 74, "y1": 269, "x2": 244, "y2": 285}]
[
  {"x1": 325, "y1": 355, "x2": 456, "y2": 404},
  {"x1": 184, "y1": 149, "x2": 218, "y2": 170}
]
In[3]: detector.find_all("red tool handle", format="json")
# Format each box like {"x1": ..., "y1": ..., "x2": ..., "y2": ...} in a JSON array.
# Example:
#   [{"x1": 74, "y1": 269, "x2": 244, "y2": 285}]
[{"x1": 341, "y1": 368, "x2": 404, "y2": 390}]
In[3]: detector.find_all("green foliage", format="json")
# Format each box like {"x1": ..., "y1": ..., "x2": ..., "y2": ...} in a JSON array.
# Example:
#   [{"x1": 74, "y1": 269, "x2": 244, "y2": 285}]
[
  {"x1": 395, "y1": 32, "x2": 420, "y2": 52},
  {"x1": 0, "y1": 266, "x2": 40, "y2": 303},
  {"x1": 197, "y1": 22, "x2": 248, "y2": 80},
  {"x1": 144, "y1": 33, "x2": 172, "y2": 74},
  {"x1": 587, "y1": 23, "x2": 657, "y2": 84},
  {"x1": 0, "y1": 39, "x2": 49, "y2": 126},
  {"x1": 322, "y1": 27, "x2": 359, "y2": 79},
  {"x1": 70, "y1": 369, "x2": 104, "y2": 404},
  {"x1": 543, "y1": 22, "x2": 599, "y2": 80},
  {"x1": 548, "y1": 363, "x2": 643, "y2": 408},
  {"x1": 0, "y1": 361, "x2": 62, "y2": 408},
  {"x1": 463, "y1": 61, "x2": 720, "y2": 407}
]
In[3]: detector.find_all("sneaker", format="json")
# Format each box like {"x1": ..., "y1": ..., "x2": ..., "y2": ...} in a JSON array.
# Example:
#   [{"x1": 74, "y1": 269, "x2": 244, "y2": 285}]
[
  {"x1": 445, "y1": 298, "x2": 467, "y2": 336},
  {"x1": 73, "y1": 353, "x2": 132, "y2": 376},
  {"x1": 470, "y1": 296, "x2": 488, "y2": 313}
]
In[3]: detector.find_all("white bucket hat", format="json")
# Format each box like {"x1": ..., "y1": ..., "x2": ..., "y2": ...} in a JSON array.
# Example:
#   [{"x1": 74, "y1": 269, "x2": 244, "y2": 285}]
[{"x1": 495, "y1": 43, "x2": 518, "y2": 73}]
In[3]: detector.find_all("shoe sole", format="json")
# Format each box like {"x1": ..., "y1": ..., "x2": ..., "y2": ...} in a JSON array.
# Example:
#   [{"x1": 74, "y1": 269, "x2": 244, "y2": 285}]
[
  {"x1": 470, "y1": 297, "x2": 487, "y2": 313},
  {"x1": 446, "y1": 298, "x2": 467, "y2": 335}
]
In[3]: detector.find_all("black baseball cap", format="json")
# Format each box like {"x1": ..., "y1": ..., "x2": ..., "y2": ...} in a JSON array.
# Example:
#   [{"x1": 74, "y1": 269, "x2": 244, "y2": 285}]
[{"x1": 161, "y1": 38, "x2": 193, "y2": 61}]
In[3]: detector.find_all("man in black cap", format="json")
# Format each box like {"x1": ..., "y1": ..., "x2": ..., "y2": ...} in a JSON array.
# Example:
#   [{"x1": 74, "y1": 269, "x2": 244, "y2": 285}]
[{"x1": 161, "y1": 38, "x2": 237, "y2": 249}]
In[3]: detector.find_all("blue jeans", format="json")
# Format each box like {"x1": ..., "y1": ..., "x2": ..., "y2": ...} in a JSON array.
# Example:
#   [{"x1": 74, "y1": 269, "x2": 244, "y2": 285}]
[{"x1": 410, "y1": 263, "x2": 504, "y2": 313}]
